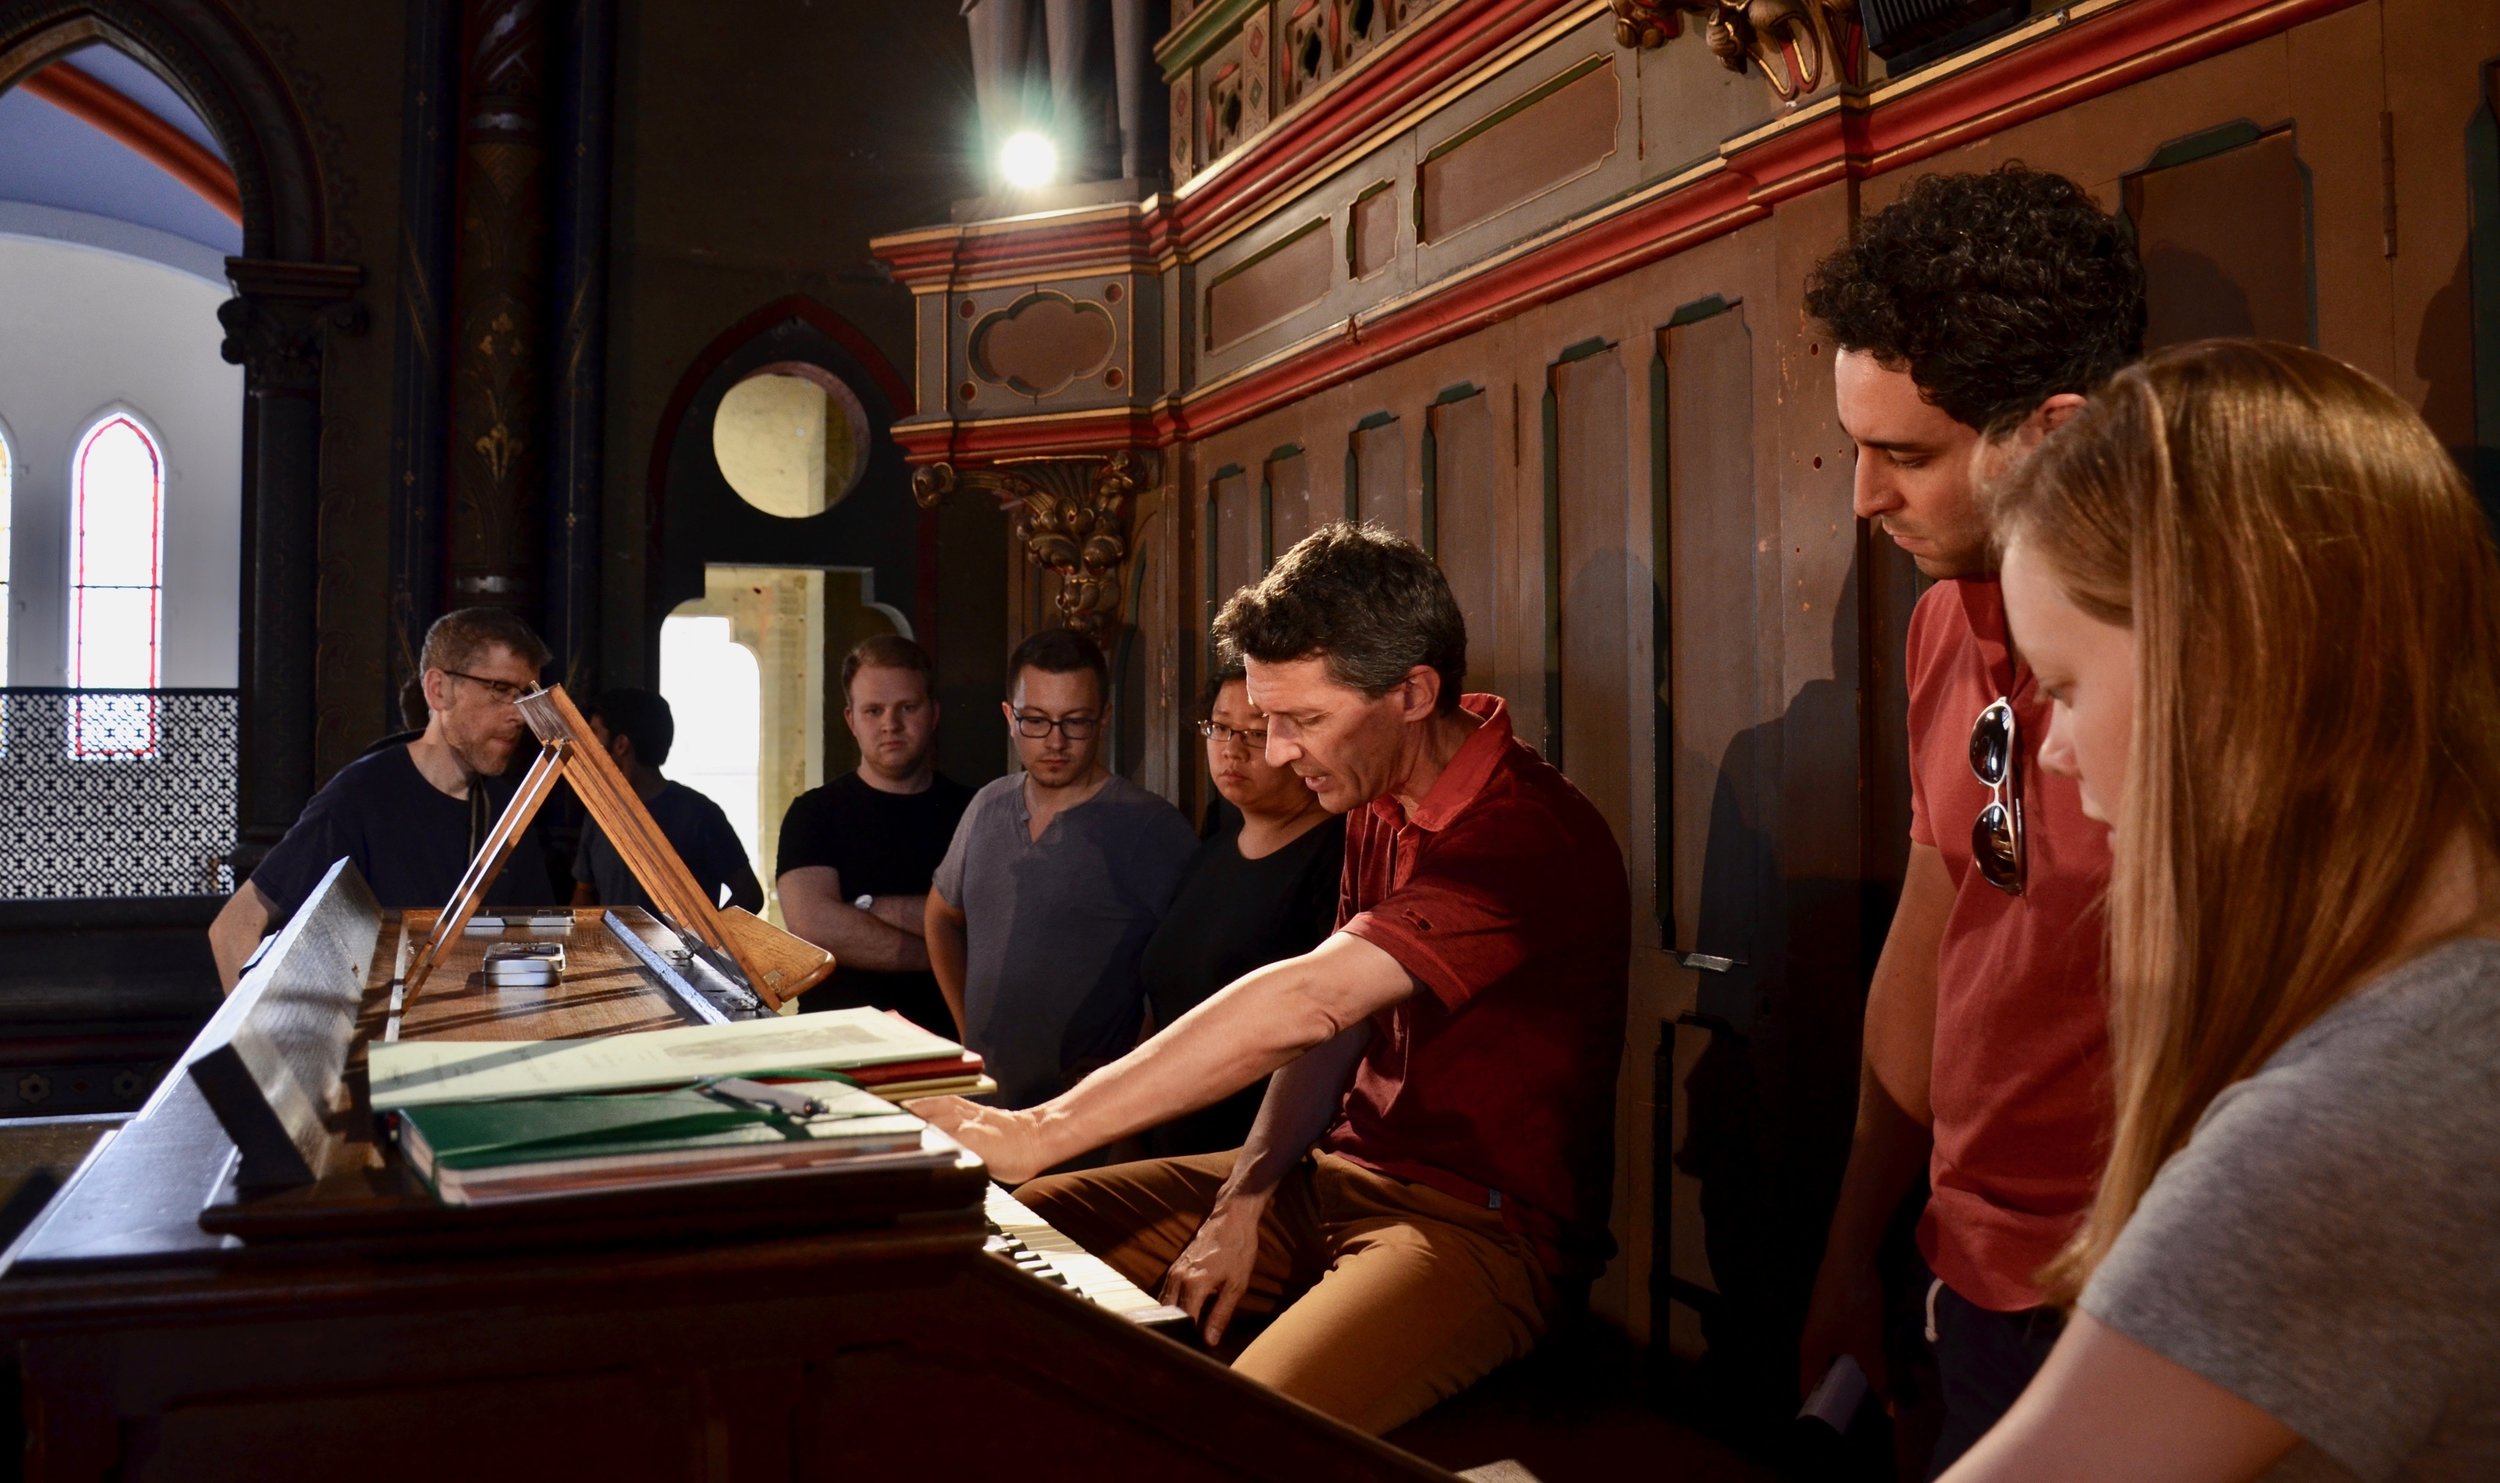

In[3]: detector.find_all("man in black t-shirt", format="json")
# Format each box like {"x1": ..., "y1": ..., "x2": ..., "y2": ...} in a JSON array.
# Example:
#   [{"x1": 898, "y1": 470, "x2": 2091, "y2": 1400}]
[
  {"x1": 569, "y1": 688, "x2": 763, "y2": 915},
  {"x1": 208, "y1": 608, "x2": 552, "y2": 991},
  {"x1": 775, "y1": 635, "x2": 973, "y2": 1035}
]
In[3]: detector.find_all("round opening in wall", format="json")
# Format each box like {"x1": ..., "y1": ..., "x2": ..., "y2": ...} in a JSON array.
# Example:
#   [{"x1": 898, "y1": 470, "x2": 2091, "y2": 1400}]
[{"x1": 711, "y1": 365, "x2": 871, "y2": 519}]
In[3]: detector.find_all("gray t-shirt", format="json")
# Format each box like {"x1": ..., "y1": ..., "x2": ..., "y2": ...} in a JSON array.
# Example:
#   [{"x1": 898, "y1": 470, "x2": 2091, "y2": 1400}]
[
  {"x1": 932, "y1": 772, "x2": 1198, "y2": 1108},
  {"x1": 2082, "y1": 938, "x2": 2500, "y2": 1482}
]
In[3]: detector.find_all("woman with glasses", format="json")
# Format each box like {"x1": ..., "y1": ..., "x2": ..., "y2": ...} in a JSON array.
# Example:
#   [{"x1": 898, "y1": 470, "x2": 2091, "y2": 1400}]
[
  {"x1": 1135, "y1": 664, "x2": 1346, "y2": 1156},
  {"x1": 1942, "y1": 340, "x2": 2500, "y2": 1480}
]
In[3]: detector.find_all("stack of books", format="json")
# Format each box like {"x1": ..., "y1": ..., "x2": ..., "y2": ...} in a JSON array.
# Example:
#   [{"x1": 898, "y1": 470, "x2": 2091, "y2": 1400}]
[{"x1": 370, "y1": 1007, "x2": 993, "y2": 1206}]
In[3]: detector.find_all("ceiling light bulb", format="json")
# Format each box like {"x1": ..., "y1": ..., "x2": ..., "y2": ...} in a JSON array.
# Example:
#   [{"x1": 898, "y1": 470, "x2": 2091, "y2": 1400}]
[{"x1": 999, "y1": 130, "x2": 1058, "y2": 191}]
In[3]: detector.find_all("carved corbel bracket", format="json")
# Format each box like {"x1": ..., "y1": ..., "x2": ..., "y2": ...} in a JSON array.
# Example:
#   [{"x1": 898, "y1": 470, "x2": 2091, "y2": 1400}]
[
  {"x1": 219, "y1": 259, "x2": 368, "y2": 392},
  {"x1": 1614, "y1": 0, "x2": 1861, "y2": 107},
  {"x1": 913, "y1": 450, "x2": 1158, "y2": 641}
]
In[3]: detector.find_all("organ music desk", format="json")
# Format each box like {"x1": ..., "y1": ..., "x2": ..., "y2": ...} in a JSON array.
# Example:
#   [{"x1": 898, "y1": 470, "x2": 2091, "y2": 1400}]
[{"x1": 0, "y1": 867, "x2": 1457, "y2": 1483}]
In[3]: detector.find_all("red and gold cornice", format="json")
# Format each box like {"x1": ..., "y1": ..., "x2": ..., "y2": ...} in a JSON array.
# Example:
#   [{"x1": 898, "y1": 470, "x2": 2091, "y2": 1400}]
[{"x1": 876, "y1": 0, "x2": 2364, "y2": 462}]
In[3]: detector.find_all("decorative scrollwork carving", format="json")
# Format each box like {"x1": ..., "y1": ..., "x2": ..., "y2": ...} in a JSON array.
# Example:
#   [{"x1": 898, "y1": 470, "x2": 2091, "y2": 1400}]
[
  {"x1": 1614, "y1": 0, "x2": 1860, "y2": 107},
  {"x1": 912, "y1": 450, "x2": 1159, "y2": 639}
]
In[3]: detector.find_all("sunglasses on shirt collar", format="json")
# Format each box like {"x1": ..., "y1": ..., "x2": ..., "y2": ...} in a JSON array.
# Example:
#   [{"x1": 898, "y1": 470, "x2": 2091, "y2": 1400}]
[{"x1": 1969, "y1": 698, "x2": 2025, "y2": 896}]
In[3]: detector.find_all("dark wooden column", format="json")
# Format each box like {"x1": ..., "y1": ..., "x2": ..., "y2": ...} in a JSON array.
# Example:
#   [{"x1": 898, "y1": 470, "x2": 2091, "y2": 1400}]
[
  {"x1": 445, "y1": 0, "x2": 552, "y2": 618},
  {"x1": 387, "y1": 0, "x2": 462, "y2": 711},
  {"x1": 544, "y1": 0, "x2": 615, "y2": 688},
  {"x1": 219, "y1": 261, "x2": 366, "y2": 861}
]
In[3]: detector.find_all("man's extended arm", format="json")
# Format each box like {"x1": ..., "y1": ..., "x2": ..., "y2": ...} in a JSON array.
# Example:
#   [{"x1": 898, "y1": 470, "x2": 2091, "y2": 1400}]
[
  {"x1": 921, "y1": 931, "x2": 1414, "y2": 1182},
  {"x1": 208, "y1": 880, "x2": 277, "y2": 993},
  {"x1": 1798, "y1": 840, "x2": 1952, "y2": 1401},
  {"x1": 1159, "y1": 1016, "x2": 1372, "y2": 1342},
  {"x1": 924, "y1": 890, "x2": 970, "y2": 1038},
  {"x1": 779, "y1": 866, "x2": 930, "y2": 973}
]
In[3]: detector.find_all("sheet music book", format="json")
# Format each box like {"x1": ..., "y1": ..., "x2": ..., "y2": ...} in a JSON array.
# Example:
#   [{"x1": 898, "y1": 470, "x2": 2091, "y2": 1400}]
[{"x1": 369, "y1": 1006, "x2": 966, "y2": 1109}]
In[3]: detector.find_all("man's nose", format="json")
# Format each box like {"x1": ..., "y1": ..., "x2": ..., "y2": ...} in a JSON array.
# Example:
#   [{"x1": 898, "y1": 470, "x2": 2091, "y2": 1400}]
[{"x1": 1850, "y1": 455, "x2": 1895, "y2": 521}]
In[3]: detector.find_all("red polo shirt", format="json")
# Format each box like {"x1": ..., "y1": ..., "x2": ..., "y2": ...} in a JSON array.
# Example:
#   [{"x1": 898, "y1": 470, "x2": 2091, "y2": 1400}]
[
  {"x1": 1908, "y1": 579, "x2": 2114, "y2": 1312},
  {"x1": 1320, "y1": 694, "x2": 1632, "y2": 1277}
]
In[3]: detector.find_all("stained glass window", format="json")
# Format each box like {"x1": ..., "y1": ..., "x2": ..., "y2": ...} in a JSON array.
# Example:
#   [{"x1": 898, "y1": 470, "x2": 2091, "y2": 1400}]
[{"x1": 68, "y1": 414, "x2": 164, "y2": 758}]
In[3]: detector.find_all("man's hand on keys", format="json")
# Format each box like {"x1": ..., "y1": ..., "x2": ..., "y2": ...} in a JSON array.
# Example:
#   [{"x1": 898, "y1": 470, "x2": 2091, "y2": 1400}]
[{"x1": 916, "y1": 1096, "x2": 1050, "y2": 1184}]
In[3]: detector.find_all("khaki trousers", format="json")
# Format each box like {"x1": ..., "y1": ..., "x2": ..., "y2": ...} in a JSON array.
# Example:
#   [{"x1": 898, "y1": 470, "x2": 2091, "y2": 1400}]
[{"x1": 1016, "y1": 1150, "x2": 1550, "y2": 1435}]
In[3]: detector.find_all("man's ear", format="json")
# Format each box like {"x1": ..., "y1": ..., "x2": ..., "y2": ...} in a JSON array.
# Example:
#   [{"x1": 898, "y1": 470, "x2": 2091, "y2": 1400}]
[
  {"x1": 608, "y1": 732, "x2": 635, "y2": 767},
  {"x1": 1397, "y1": 665, "x2": 1442, "y2": 722},
  {"x1": 420, "y1": 667, "x2": 449, "y2": 717},
  {"x1": 2015, "y1": 391, "x2": 2089, "y2": 450}
]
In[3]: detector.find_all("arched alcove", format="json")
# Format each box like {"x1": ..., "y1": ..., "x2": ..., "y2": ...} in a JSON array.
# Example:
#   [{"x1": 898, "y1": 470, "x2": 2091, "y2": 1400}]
[{"x1": 0, "y1": 1, "x2": 358, "y2": 870}]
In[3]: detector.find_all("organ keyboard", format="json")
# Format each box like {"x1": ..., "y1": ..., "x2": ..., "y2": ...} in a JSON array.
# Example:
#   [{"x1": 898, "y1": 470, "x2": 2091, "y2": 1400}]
[{"x1": 985, "y1": 1181, "x2": 1193, "y2": 1331}]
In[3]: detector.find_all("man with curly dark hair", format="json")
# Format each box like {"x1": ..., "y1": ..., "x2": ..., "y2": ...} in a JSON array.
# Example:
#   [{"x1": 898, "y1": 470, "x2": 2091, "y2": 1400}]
[{"x1": 1796, "y1": 163, "x2": 2145, "y2": 1476}]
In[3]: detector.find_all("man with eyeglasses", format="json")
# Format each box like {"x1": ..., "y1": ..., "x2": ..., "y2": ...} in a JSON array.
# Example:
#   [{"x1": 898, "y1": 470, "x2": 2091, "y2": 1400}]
[
  {"x1": 1797, "y1": 164, "x2": 2146, "y2": 1474},
  {"x1": 925, "y1": 626, "x2": 1197, "y2": 1111},
  {"x1": 775, "y1": 635, "x2": 972, "y2": 1036},
  {"x1": 208, "y1": 607, "x2": 552, "y2": 991}
]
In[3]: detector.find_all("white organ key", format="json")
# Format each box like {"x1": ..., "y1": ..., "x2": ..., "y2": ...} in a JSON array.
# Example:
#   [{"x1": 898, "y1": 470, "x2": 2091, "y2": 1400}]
[{"x1": 984, "y1": 1182, "x2": 1191, "y2": 1330}]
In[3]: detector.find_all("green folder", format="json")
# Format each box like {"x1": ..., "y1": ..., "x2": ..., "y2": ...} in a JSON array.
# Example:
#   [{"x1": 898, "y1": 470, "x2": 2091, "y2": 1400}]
[{"x1": 389, "y1": 1075, "x2": 932, "y2": 1205}]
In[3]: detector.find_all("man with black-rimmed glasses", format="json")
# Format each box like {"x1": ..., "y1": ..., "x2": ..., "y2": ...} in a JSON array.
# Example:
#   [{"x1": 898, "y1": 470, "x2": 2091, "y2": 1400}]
[
  {"x1": 208, "y1": 607, "x2": 552, "y2": 991},
  {"x1": 925, "y1": 626, "x2": 1196, "y2": 1112}
]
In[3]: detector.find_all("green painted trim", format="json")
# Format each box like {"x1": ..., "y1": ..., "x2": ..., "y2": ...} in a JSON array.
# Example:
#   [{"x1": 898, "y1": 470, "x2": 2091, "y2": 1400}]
[
  {"x1": 1157, "y1": 0, "x2": 1268, "y2": 79},
  {"x1": 1353, "y1": 410, "x2": 1398, "y2": 431},
  {"x1": 1258, "y1": 472, "x2": 1275, "y2": 569},
  {"x1": 1554, "y1": 335, "x2": 1613, "y2": 366},
  {"x1": 1540, "y1": 380, "x2": 1563, "y2": 765},
  {"x1": 2469, "y1": 70, "x2": 2500, "y2": 522},
  {"x1": 1345, "y1": 440, "x2": 1363, "y2": 523},
  {"x1": 1420, "y1": 53, "x2": 1610, "y2": 167},
  {"x1": 1664, "y1": 293, "x2": 1734, "y2": 329},
  {"x1": 1209, "y1": 463, "x2": 1246, "y2": 481},
  {"x1": 1267, "y1": 442, "x2": 1305, "y2": 463},
  {"x1": 2140, "y1": 118, "x2": 2266, "y2": 173},
  {"x1": 1432, "y1": 380, "x2": 1482, "y2": 406}
]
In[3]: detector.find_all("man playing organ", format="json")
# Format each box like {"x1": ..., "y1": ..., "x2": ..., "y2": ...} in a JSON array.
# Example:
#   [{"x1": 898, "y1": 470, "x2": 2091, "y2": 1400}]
[{"x1": 923, "y1": 523, "x2": 1630, "y2": 1434}]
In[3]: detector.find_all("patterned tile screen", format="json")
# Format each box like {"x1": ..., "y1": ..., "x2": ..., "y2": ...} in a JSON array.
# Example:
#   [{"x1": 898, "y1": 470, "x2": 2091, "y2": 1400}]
[{"x1": 0, "y1": 689, "x2": 237, "y2": 898}]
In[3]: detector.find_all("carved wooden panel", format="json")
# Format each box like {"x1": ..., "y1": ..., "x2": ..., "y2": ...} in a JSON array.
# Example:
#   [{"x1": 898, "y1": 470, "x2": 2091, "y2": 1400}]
[
  {"x1": 1205, "y1": 218, "x2": 1334, "y2": 351},
  {"x1": 1278, "y1": 0, "x2": 1333, "y2": 110},
  {"x1": 1350, "y1": 181, "x2": 1398, "y2": 280},
  {"x1": 2126, "y1": 127, "x2": 2312, "y2": 350},
  {"x1": 1264, "y1": 446, "x2": 1316, "y2": 566},
  {"x1": 1658, "y1": 306, "x2": 1758, "y2": 963},
  {"x1": 1350, "y1": 415, "x2": 1411, "y2": 539},
  {"x1": 1419, "y1": 56, "x2": 1618, "y2": 245},
  {"x1": 1210, "y1": 466, "x2": 1260, "y2": 617},
  {"x1": 1427, "y1": 390, "x2": 1499, "y2": 699},
  {"x1": 1551, "y1": 345, "x2": 1631, "y2": 823}
]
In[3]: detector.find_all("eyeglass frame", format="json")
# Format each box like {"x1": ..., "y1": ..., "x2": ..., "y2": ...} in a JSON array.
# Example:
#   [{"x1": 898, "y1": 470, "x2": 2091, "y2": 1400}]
[
  {"x1": 1196, "y1": 719, "x2": 1270, "y2": 751},
  {"x1": 1968, "y1": 696, "x2": 2025, "y2": 896},
  {"x1": 439, "y1": 668, "x2": 534, "y2": 706},
  {"x1": 1006, "y1": 709, "x2": 1102, "y2": 741}
]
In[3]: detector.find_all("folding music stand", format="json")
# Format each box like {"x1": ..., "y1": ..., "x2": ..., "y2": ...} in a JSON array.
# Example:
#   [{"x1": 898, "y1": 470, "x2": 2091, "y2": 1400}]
[{"x1": 398, "y1": 683, "x2": 833, "y2": 1012}]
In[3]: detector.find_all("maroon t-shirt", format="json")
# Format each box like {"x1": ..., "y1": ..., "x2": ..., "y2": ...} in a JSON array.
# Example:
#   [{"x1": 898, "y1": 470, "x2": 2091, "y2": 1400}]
[
  {"x1": 1321, "y1": 694, "x2": 1632, "y2": 1276},
  {"x1": 1908, "y1": 579, "x2": 2114, "y2": 1311}
]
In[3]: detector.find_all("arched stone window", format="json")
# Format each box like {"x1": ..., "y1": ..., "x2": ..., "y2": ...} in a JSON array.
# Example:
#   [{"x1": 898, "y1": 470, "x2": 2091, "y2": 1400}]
[{"x1": 68, "y1": 412, "x2": 165, "y2": 756}]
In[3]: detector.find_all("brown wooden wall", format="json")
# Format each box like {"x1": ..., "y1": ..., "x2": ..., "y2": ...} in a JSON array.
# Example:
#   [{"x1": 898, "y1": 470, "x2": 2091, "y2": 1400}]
[{"x1": 1142, "y1": 0, "x2": 2500, "y2": 1369}]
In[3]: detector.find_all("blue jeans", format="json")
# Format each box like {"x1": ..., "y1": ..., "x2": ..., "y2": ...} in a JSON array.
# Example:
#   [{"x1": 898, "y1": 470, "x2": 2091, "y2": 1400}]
[{"x1": 1922, "y1": 1269, "x2": 2065, "y2": 1479}]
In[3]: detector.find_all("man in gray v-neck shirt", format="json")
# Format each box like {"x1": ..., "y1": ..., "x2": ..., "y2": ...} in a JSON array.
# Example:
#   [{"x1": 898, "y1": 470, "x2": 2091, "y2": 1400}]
[{"x1": 929, "y1": 629, "x2": 1198, "y2": 1108}]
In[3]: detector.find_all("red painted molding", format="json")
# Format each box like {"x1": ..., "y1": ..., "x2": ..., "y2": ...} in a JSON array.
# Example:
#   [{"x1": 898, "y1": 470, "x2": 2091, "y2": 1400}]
[
  {"x1": 20, "y1": 61, "x2": 242, "y2": 226},
  {"x1": 892, "y1": 0, "x2": 2368, "y2": 462}
]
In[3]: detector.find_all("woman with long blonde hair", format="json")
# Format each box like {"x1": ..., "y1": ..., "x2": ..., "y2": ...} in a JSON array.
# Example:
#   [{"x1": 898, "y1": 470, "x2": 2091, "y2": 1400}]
[{"x1": 1941, "y1": 339, "x2": 2500, "y2": 1481}]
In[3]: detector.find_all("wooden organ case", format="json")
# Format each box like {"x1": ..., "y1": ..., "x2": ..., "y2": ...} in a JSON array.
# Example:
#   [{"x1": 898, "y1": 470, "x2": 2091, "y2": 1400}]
[{"x1": 0, "y1": 694, "x2": 1459, "y2": 1482}]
